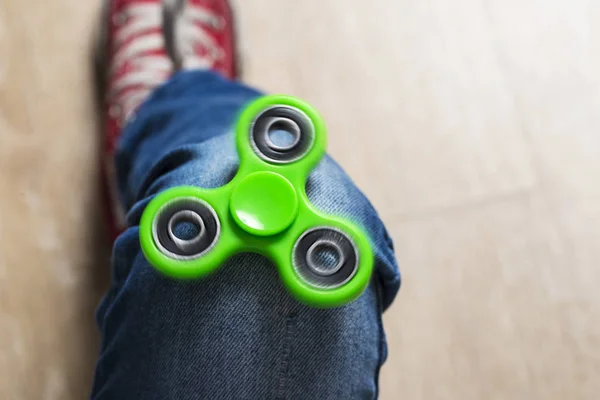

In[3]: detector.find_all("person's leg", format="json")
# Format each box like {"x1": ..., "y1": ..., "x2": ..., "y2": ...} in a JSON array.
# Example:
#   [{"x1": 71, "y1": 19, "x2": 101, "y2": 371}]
[
  {"x1": 93, "y1": 70, "x2": 399, "y2": 399},
  {"x1": 92, "y1": 1, "x2": 400, "y2": 399}
]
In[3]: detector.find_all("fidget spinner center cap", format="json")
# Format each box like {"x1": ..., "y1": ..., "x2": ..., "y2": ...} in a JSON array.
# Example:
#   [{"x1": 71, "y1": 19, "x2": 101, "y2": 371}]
[{"x1": 230, "y1": 171, "x2": 299, "y2": 236}]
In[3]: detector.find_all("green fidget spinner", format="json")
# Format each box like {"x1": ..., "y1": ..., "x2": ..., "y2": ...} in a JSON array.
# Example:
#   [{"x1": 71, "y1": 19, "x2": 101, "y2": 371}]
[{"x1": 139, "y1": 95, "x2": 374, "y2": 308}]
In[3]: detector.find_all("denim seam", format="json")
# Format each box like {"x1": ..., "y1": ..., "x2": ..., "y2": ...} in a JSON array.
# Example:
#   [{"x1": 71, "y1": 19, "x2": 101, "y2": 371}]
[
  {"x1": 274, "y1": 313, "x2": 298, "y2": 399},
  {"x1": 373, "y1": 277, "x2": 386, "y2": 400}
]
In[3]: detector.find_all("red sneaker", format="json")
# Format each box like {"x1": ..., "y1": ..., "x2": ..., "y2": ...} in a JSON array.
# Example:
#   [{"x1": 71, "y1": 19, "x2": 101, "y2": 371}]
[{"x1": 95, "y1": 0, "x2": 238, "y2": 243}]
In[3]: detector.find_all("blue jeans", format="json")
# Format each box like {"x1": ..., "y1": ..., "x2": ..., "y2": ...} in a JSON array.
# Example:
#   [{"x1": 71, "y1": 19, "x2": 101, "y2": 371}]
[{"x1": 91, "y1": 71, "x2": 400, "y2": 399}]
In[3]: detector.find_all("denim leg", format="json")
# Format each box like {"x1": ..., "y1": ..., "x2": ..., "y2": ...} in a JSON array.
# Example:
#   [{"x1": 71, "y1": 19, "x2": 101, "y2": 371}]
[{"x1": 91, "y1": 71, "x2": 400, "y2": 399}]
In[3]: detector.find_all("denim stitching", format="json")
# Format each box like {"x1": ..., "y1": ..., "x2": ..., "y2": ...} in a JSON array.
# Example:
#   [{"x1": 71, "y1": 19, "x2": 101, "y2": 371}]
[
  {"x1": 275, "y1": 313, "x2": 298, "y2": 399},
  {"x1": 373, "y1": 278, "x2": 386, "y2": 399}
]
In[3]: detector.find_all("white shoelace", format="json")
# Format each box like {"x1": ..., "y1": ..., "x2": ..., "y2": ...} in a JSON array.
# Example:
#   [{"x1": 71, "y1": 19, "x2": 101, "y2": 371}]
[{"x1": 109, "y1": 1, "x2": 223, "y2": 123}]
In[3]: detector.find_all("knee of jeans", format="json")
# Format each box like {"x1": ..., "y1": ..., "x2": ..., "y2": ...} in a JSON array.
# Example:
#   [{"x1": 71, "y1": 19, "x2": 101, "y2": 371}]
[
  {"x1": 126, "y1": 146, "x2": 396, "y2": 299},
  {"x1": 130, "y1": 147, "x2": 384, "y2": 263},
  {"x1": 306, "y1": 157, "x2": 400, "y2": 307},
  {"x1": 306, "y1": 156, "x2": 377, "y2": 226},
  {"x1": 126, "y1": 134, "x2": 239, "y2": 225},
  {"x1": 130, "y1": 137, "x2": 372, "y2": 224},
  {"x1": 148, "y1": 134, "x2": 239, "y2": 194}
]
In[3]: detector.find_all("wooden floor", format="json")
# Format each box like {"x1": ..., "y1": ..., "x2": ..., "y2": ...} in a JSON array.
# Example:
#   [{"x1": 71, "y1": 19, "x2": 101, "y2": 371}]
[{"x1": 1, "y1": 0, "x2": 599, "y2": 398}]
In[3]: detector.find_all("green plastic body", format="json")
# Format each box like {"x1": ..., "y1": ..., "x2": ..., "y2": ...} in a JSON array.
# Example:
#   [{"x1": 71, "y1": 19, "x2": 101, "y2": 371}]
[{"x1": 139, "y1": 95, "x2": 374, "y2": 308}]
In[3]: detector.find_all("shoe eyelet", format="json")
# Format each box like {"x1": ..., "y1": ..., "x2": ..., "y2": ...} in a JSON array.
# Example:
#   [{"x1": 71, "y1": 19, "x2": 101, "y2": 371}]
[
  {"x1": 112, "y1": 12, "x2": 128, "y2": 27},
  {"x1": 210, "y1": 16, "x2": 225, "y2": 30}
]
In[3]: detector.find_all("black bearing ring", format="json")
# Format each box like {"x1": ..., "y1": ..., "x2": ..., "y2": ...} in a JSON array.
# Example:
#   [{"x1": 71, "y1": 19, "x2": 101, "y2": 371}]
[
  {"x1": 250, "y1": 105, "x2": 315, "y2": 163},
  {"x1": 152, "y1": 198, "x2": 220, "y2": 260},
  {"x1": 293, "y1": 227, "x2": 359, "y2": 289}
]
